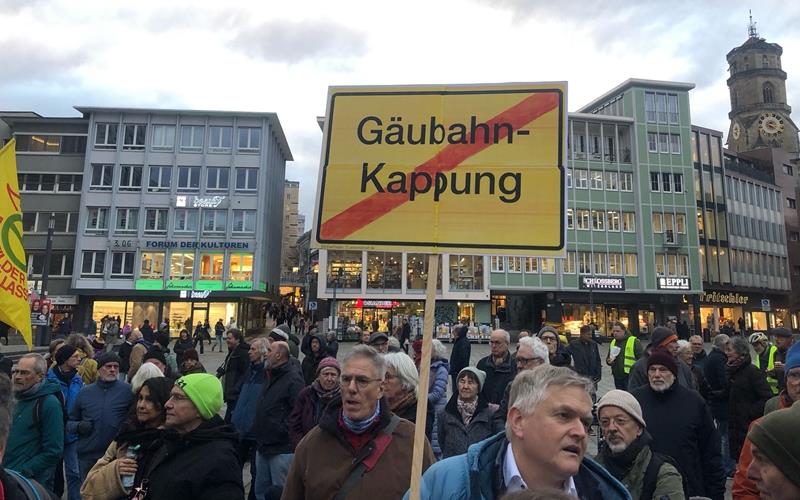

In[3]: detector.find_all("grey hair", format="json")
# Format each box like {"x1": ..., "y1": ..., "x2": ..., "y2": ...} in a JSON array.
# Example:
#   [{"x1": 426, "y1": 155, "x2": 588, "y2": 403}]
[
  {"x1": 130, "y1": 362, "x2": 164, "y2": 394},
  {"x1": 713, "y1": 334, "x2": 731, "y2": 350},
  {"x1": 342, "y1": 344, "x2": 387, "y2": 380},
  {"x1": 387, "y1": 336, "x2": 401, "y2": 350},
  {"x1": 251, "y1": 338, "x2": 269, "y2": 356},
  {"x1": 19, "y1": 353, "x2": 47, "y2": 375},
  {"x1": 431, "y1": 339, "x2": 446, "y2": 360},
  {"x1": 730, "y1": 336, "x2": 751, "y2": 357},
  {"x1": 492, "y1": 329, "x2": 511, "y2": 343},
  {"x1": 505, "y1": 365, "x2": 594, "y2": 440},
  {"x1": 676, "y1": 339, "x2": 691, "y2": 354},
  {"x1": 383, "y1": 352, "x2": 419, "y2": 393},
  {"x1": 517, "y1": 336, "x2": 549, "y2": 364}
]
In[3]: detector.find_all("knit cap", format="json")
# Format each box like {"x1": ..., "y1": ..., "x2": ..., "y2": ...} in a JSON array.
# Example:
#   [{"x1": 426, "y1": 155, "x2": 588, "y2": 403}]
[
  {"x1": 54, "y1": 345, "x2": 78, "y2": 366},
  {"x1": 96, "y1": 351, "x2": 121, "y2": 368},
  {"x1": 597, "y1": 390, "x2": 646, "y2": 428},
  {"x1": 650, "y1": 327, "x2": 678, "y2": 349},
  {"x1": 647, "y1": 349, "x2": 678, "y2": 377},
  {"x1": 538, "y1": 326, "x2": 559, "y2": 338},
  {"x1": 174, "y1": 373, "x2": 223, "y2": 420},
  {"x1": 143, "y1": 348, "x2": 167, "y2": 366},
  {"x1": 316, "y1": 357, "x2": 341, "y2": 376},
  {"x1": 458, "y1": 367, "x2": 486, "y2": 390},
  {"x1": 269, "y1": 328, "x2": 289, "y2": 342},
  {"x1": 747, "y1": 403, "x2": 800, "y2": 488},
  {"x1": 784, "y1": 341, "x2": 800, "y2": 374}
]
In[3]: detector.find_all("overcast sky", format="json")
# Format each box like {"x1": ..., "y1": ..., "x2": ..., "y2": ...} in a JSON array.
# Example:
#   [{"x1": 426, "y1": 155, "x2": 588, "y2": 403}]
[{"x1": 2, "y1": 0, "x2": 799, "y2": 223}]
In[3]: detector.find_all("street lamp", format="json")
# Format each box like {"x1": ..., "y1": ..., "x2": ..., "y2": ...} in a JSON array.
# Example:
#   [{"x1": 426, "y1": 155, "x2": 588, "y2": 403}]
[{"x1": 38, "y1": 213, "x2": 55, "y2": 346}]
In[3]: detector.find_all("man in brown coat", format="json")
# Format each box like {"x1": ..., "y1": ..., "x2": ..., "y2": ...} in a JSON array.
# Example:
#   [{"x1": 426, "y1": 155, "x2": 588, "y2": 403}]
[{"x1": 282, "y1": 345, "x2": 434, "y2": 499}]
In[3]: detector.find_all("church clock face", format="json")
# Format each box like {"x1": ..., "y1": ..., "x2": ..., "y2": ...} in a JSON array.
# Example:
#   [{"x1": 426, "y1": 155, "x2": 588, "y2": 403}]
[
  {"x1": 758, "y1": 112, "x2": 785, "y2": 137},
  {"x1": 732, "y1": 122, "x2": 742, "y2": 140}
]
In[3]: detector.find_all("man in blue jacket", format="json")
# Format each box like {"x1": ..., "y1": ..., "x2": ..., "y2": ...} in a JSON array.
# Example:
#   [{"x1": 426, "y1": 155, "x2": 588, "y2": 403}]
[
  {"x1": 411, "y1": 365, "x2": 630, "y2": 500},
  {"x1": 47, "y1": 344, "x2": 83, "y2": 500},
  {"x1": 67, "y1": 352, "x2": 133, "y2": 480}
]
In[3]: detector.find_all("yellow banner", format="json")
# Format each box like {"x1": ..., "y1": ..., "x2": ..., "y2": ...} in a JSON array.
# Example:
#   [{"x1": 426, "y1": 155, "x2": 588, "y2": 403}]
[
  {"x1": 0, "y1": 139, "x2": 32, "y2": 349},
  {"x1": 313, "y1": 83, "x2": 567, "y2": 256}
]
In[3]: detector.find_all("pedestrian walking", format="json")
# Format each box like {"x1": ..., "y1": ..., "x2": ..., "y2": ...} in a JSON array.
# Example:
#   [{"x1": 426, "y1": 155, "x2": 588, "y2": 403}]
[{"x1": 213, "y1": 318, "x2": 226, "y2": 352}]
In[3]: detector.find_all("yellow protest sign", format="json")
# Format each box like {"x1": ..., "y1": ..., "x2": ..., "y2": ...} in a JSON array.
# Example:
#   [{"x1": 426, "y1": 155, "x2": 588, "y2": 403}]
[
  {"x1": 313, "y1": 83, "x2": 567, "y2": 256},
  {"x1": 0, "y1": 139, "x2": 32, "y2": 349}
]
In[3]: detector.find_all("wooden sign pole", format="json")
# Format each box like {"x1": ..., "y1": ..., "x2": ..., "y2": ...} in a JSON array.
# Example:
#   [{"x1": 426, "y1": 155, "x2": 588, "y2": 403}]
[{"x1": 409, "y1": 253, "x2": 438, "y2": 500}]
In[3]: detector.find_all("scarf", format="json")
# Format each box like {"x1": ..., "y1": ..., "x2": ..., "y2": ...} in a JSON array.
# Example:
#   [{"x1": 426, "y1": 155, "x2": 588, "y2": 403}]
[
  {"x1": 17, "y1": 381, "x2": 43, "y2": 399},
  {"x1": 53, "y1": 366, "x2": 76, "y2": 384},
  {"x1": 342, "y1": 400, "x2": 382, "y2": 435},
  {"x1": 600, "y1": 430, "x2": 652, "y2": 480},
  {"x1": 390, "y1": 391, "x2": 417, "y2": 413},
  {"x1": 457, "y1": 397, "x2": 479, "y2": 426},
  {"x1": 311, "y1": 380, "x2": 341, "y2": 402}
]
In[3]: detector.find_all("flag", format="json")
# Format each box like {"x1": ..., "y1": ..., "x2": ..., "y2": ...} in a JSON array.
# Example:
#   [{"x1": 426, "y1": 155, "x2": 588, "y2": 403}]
[{"x1": 0, "y1": 139, "x2": 32, "y2": 349}]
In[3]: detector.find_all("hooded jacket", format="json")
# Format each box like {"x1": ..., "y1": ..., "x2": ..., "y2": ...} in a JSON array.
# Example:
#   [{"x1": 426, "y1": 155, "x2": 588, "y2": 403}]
[
  {"x1": 231, "y1": 361, "x2": 266, "y2": 441},
  {"x1": 300, "y1": 334, "x2": 329, "y2": 386},
  {"x1": 726, "y1": 354, "x2": 772, "y2": 462},
  {"x1": 218, "y1": 340, "x2": 250, "y2": 403},
  {"x1": 3, "y1": 380, "x2": 65, "y2": 485},
  {"x1": 437, "y1": 393, "x2": 500, "y2": 459},
  {"x1": 67, "y1": 378, "x2": 134, "y2": 461},
  {"x1": 46, "y1": 366, "x2": 83, "y2": 444},
  {"x1": 253, "y1": 360, "x2": 305, "y2": 455},
  {"x1": 476, "y1": 352, "x2": 516, "y2": 405},
  {"x1": 409, "y1": 432, "x2": 631, "y2": 500}
]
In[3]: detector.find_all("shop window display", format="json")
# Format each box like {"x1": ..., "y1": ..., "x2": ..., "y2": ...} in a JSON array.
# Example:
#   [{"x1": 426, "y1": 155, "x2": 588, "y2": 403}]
[
  {"x1": 229, "y1": 253, "x2": 253, "y2": 281},
  {"x1": 366, "y1": 251, "x2": 401, "y2": 289},
  {"x1": 328, "y1": 250, "x2": 362, "y2": 289},
  {"x1": 407, "y1": 254, "x2": 442, "y2": 290}
]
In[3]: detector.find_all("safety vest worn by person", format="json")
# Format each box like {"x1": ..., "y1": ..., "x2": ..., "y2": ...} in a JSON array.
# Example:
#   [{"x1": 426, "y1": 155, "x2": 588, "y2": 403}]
[
  {"x1": 753, "y1": 344, "x2": 779, "y2": 395},
  {"x1": 611, "y1": 336, "x2": 637, "y2": 374}
]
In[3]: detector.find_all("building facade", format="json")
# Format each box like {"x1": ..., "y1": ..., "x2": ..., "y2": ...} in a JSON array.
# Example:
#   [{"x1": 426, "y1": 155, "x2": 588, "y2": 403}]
[
  {"x1": 70, "y1": 107, "x2": 291, "y2": 333},
  {"x1": 281, "y1": 180, "x2": 301, "y2": 275}
]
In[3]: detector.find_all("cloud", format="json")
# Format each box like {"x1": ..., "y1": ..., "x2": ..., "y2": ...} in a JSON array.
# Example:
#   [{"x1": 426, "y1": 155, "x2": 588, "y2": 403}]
[
  {"x1": 230, "y1": 19, "x2": 367, "y2": 64},
  {"x1": 0, "y1": 38, "x2": 86, "y2": 83}
]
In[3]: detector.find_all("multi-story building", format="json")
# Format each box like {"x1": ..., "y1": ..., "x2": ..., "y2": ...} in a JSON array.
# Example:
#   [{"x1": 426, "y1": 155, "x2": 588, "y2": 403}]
[
  {"x1": 71, "y1": 107, "x2": 291, "y2": 333},
  {"x1": 491, "y1": 79, "x2": 702, "y2": 337},
  {"x1": 0, "y1": 112, "x2": 88, "y2": 337},
  {"x1": 692, "y1": 125, "x2": 791, "y2": 333},
  {"x1": 281, "y1": 180, "x2": 301, "y2": 275}
]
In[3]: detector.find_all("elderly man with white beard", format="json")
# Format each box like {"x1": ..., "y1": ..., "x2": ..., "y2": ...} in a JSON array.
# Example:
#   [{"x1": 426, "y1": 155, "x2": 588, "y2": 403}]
[
  {"x1": 632, "y1": 350, "x2": 725, "y2": 500},
  {"x1": 594, "y1": 390, "x2": 685, "y2": 500}
]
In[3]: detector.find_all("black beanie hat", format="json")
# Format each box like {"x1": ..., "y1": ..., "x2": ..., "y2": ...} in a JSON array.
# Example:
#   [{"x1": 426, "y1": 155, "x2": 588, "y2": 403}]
[
  {"x1": 647, "y1": 348, "x2": 678, "y2": 377},
  {"x1": 96, "y1": 351, "x2": 121, "y2": 368},
  {"x1": 55, "y1": 345, "x2": 78, "y2": 366},
  {"x1": 143, "y1": 348, "x2": 167, "y2": 366}
]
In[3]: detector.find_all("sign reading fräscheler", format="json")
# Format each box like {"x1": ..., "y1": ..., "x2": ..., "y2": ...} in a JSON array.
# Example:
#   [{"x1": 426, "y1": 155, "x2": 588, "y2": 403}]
[{"x1": 312, "y1": 83, "x2": 567, "y2": 256}]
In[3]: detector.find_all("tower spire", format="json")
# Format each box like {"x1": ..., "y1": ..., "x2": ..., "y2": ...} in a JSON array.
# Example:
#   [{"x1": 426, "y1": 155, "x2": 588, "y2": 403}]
[{"x1": 748, "y1": 9, "x2": 759, "y2": 38}]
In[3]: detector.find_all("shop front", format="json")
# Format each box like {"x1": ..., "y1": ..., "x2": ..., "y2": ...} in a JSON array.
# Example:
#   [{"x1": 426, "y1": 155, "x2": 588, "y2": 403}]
[{"x1": 699, "y1": 289, "x2": 790, "y2": 334}]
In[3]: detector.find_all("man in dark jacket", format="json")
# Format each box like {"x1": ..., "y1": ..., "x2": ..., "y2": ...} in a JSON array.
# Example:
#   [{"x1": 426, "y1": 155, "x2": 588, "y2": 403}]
[
  {"x1": 232, "y1": 338, "x2": 268, "y2": 500},
  {"x1": 476, "y1": 329, "x2": 516, "y2": 405},
  {"x1": 568, "y1": 325, "x2": 601, "y2": 384},
  {"x1": 632, "y1": 350, "x2": 725, "y2": 500},
  {"x1": 67, "y1": 352, "x2": 133, "y2": 480},
  {"x1": 538, "y1": 326, "x2": 571, "y2": 367},
  {"x1": 690, "y1": 334, "x2": 707, "y2": 369},
  {"x1": 253, "y1": 341, "x2": 304, "y2": 496},
  {"x1": 627, "y1": 326, "x2": 696, "y2": 391},
  {"x1": 449, "y1": 325, "x2": 471, "y2": 389},
  {"x1": 133, "y1": 373, "x2": 243, "y2": 499},
  {"x1": 703, "y1": 333, "x2": 733, "y2": 475},
  {"x1": 772, "y1": 327, "x2": 795, "y2": 392},
  {"x1": 401, "y1": 318, "x2": 412, "y2": 353},
  {"x1": 325, "y1": 330, "x2": 339, "y2": 358},
  {"x1": 139, "y1": 319, "x2": 154, "y2": 344},
  {"x1": 216, "y1": 328, "x2": 250, "y2": 423},
  {"x1": 117, "y1": 331, "x2": 134, "y2": 380}
]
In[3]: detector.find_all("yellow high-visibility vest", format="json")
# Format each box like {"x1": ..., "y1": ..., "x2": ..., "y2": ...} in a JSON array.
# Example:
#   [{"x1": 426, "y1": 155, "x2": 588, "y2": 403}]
[
  {"x1": 611, "y1": 336, "x2": 637, "y2": 374},
  {"x1": 754, "y1": 344, "x2": 779, "y2": 395}
]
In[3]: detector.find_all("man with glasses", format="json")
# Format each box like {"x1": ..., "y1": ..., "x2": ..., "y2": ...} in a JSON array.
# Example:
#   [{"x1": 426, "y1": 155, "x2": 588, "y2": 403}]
[
  {"x1": 477, "y1": 329, "x2": 517, "y2": 404},
  {"x1": 689, "y1": 334, "x2": 707, "y2": 369},
  {"x1": 284, "y1": 345, "x2": 434, "y2": 499},
  {"x1": 494, "y1": 336, "x2": 549, "y2": 426},
  {"x1": 252, "y1": 340, "x2": 304, "y2": 498},
  {"x1": 538, "y1": 326, "x2": 572, "y2": 367}
]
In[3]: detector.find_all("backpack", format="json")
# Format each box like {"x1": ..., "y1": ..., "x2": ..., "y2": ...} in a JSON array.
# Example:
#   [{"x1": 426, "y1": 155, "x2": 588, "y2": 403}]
[
  {"x1": 32, "y1": 391, "x2": 67, "y2": 428},
  {"x1": 5, "y1": 468, "x2": 58, "y2": 499},
  {"x1": 641, "y1": 451, "x2": 690, "y2": 500}
]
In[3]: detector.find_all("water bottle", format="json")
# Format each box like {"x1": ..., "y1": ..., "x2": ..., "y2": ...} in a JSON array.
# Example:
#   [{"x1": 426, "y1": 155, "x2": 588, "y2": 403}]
[{"x1": 121, "y1": 444, "x2": 141, "y2": 490}]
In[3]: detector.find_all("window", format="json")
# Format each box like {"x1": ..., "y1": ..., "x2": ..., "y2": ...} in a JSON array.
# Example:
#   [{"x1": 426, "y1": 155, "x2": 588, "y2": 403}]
[
  {"x1": 666, "y1": 94, "x2": 679, "y2": 124},
  {"x1": 180, "y1": 125, "x2": 204, "y2": 152},
  {"x1": 90, "y1": 164, "x2": 113, "y2": 191},
  {"x1": 115, "y1": 208, "x2": 139, "y2": 234},
  {"x1": 623, "y1": 212, "x2": 636, "y2": 232},
  {"x1": 26, "y1": 212, "x2": 78, "y2": 233},
  {"x1": 647, "y1": 132, "x2": 657, "y2": 153},
  {"x1": 490, "y1": 255, "x2": 505, "y2": 272},
  {"x1": 407, "y1": 253, "x2": 442, "y2": 290},
  {"x1": 140, "y1": 252, "x2": 165, "y2": 279},
  {"x1": 788, "y1": 198, "x2": 797, "y2": 209},
  {"x1": 199, "y1": 254, "x2": 224, "y2": 280},
  {"x1": 123, "y1": 124, "x2": 146, "y2": 150},
  {"x1": 208, "y1": 126, "x2": 233, "y2": 153},
  {"x1": 645, "y1": 92, "x2": 656, "y2": 122},
  {"x1": 232, "y1": 210, "x2": 256, "y2": 233},
  {"x1": 14, "y1": 134, "x2": 61, "y2": 153},
  {"x1": 86, "y1": 207, "x2": 109, "y2": 232},
  {"x1": 791, "y1": 231, "x2": 800, "y2": 242},
  {"x1": 119, "y1": 166, "x2": 142, "y2": 191},
  {"x1": 655, "y1": 254, "x2": 666, "y2": 276},
  {"x1": 566, "y1": 208, "x2": 574, "y2": 229},
  {"x1": 81, "y1": 251, "x2": 106, "y2": 277},
  {"x1": 624, "y1": 253, "x2": 638, "y2": 276},
  {"x1": 94, "y1": 123, "x2": 118, "y2": 150},
  {"x1": 578, "y1": 252, "x2": 591, "y2": 274},
  {"x1": 144, "y1": 209, "x2": 168, "y2": 233},
  {"x1": 563, "y1": 252, "x2": 576, "y2": 274},
  {"x1": 661, "y1": 173, "x2": 672, "y2": 192},
  {"x1": 177, "y1": 166, "x2": 200, "y2": 192},
  {"x1": 763, "y1": 82, "x2": 775, "y2": 104},
  {"x1": 575, "y1": 169, "x2": 588, "y2": 189},
  {"x1": 608, "y1": 253, "x2": 623, "y2": 275},
  {"x1": 783, "y1": 165, "x2": 794, "y2": 176},
  {"x1": 56, "y1": 174, "x2": 82, "y2": 192},
  {"x1": 679, "y1": 255, "x2": 689, "y2": 276},
  {"x1": 238, "y1": 127, "x2": 261, "y2": 152},
  {"x1": 650, "y1": 172, "x2": 660, "y2": 191},
  {"x1": 506, "y1": 256, "x2": 521, "y2": 273},
  {"x1": 670, "y1": 134, "x2": 681, "y2": 154},
  {"x1": 607, "y1": 210, "x2": 620, "y2": 231},
  {"x1": 605, "y1": 171, "x2": 618, "y2": 191},
  {"x1": 110, "y1": 252, "x2": 135, "y2": 278},
  {"x1": 652, "y1": 213, "x2": 663, "y2": 233},
  {"x1": 174, "y1": 209, "x2": 199, "y2": 233},
  {"x1": 566, "y1": 168, "x2": 572, "y2": 188},
  {"x1": 235, "y1": 168, "x2": 258, "y2": 192},
  {"x1": 229, "y1": 254, "x2": 254, "y2": 281},
  {"x1": 170, "y1": 252, "x2": 194, "y2": 280},
  {"x1": 593, "y1": 253, "x2": 607, "y2": 274},
  {"x1": 673, "y1": 173, "x2": 683, "y2": 193},
  {"x1": 42, "y1": 253, "x2": 72, "y2": 277},
  {"x1": 656, "y1": 94, "x2": 667, "y2": 123},
  {"x1": 590, "y1": 171, "x2": 603, "y2": 190},
  {"x1": 666, "y1": 254, "x2": 678, "y2": 276},
  {"x1": 151, "y1": 125, "x2": 175, "y2": 151},
  {"x1": 577, "y1": 209, "x2": 590, "y2": 230},
  {"x1": 540, "y1": 258, "x2": 555, "y2": 274},
  {"x1": 524, "y1": 257, "x2": 538, "y2": 273},
  {"x1": 592, "y1": 210, "x2": 605, "y2": 230},
  {"x1": 658, "y1": 133, "x2": 669, "y2": 153},
  {"x1": 203, "y1": 209, "x2": 227, "y2": 234},
  {"x1": 620, "y1": 172, "x2": 633, "y2": 191},
  {"x1": 676, "y1": 213, "x2": 686, "y2": 234},
  {"x1": 148, "y1": 166, "x2": 172, "y2": 192},
  {"x1": 206, "y1": 167, "x2": 230, "y2": 192}
]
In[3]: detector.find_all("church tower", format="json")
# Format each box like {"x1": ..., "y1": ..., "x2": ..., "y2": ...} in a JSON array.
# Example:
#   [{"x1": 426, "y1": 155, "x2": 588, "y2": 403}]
[{"x1": 726, "y1": 15, "x2": 800, "y2": 154}]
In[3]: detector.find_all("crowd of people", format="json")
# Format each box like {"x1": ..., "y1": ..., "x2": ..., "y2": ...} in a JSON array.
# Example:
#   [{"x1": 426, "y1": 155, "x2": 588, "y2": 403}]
[{"x1": 0, "y1": 319, "x2": 798, "y2": 500}]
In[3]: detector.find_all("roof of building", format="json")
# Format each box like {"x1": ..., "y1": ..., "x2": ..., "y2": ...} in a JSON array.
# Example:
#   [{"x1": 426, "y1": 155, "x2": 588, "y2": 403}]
[
  {"x1": 727, "y1": 37, "x2": 783, "y2": 59},
  {"x1": 578, "y1": 78, "x2": 695, "y2": 114}
]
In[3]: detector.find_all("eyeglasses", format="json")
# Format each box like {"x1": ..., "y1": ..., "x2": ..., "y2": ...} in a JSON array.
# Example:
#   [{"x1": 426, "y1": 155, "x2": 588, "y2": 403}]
[
  {"x1": 168, "y1": 393, "x2": 192, "y2": 403},
  {"x1": 489, "y1": 340, "x2": 506, "y2": 345},
  {"x1": 599, "y1": 416, "x2": 631, "y2": 428},
  {"x1": 340, "y1": 374, "x2": 382, "y2": 390},
  {"x1": 516, "y1": 356, "x2": 543, "y2": 367}
]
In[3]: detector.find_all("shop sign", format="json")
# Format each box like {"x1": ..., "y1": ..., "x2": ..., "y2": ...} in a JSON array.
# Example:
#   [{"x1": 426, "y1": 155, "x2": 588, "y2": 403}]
[
  {"x1": 195, "y1": 280, "x2": 224, "y2": 291},
  {"x1": 225, "y1": 281, "x2": 253, "y2": 291},
  {"x1": 165, "y1": 280, "x2": 193, "y2": 291},
  {"x1": 355, "y1": 299, "x2": 401, "y2": 309},
  {"x1": 657, "y1": 277, "x2": 691, "y2": 290},
  {"x1": 179, "y1": 290, "x2": 212, "y2": 299},
  {"x1": 135, "y1": 279, "x2": 164, "y2": 290},
  {"x1": 48, "y1": 295, "x2": 78, "y2": 305},
  {"x1": 175, "y1": 195, "x2": 228, "y2": 209},
  {"x1": 761, "y1": 299, "x2": 771, "y2": 312},
  {"x1": 579, "y1": 276, "x2": 625, "y2": 291},
  {"x1": 108, "y1": 238, "x2": 139, "y2": 249},
  {"x1": 313, "y1": 83, "x2": 567, "y2": 256},
  {"x1": 143, "y1": 241, "x2": 251, "y2": 250},
  {"x1": 700, "y1": 291, "x2": 750, "y2": 305}
]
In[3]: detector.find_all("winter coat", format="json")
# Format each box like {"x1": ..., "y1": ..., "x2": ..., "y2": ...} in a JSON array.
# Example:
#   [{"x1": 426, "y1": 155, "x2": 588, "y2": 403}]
[
  {"x1": 437, "y1": 394, "x2": 499, "y2": 459},
  {"x1": 132, "y1": 416, "x2": 243, "y2": 500},
  {"x1": 283, "y1": 397, "x2": 434, "y2": 500},
  {"x1": 287, "y1": 385, "x2": 339, "y2": 448},
  {"x1": 173, "y1": 337, "x2": 194, "y2": 364},
  {"x1": 703, "y1": 347, "x2": 730, "y2": 420},
  {"x1": 288, "y1": 333, "x2": 301, "y2": 358},
  {"x1": 218, "y1": 341, "x2": 250, "y2": 403},
  {"x1": 0, "y1": 467, "x2": 56, "y2": 500},
  {"x1": 568, "y1": 339, "x2": 602, "y2": 380},
  {"x1": 46, "y1": 367, "x2": 83, "y2": 443},
  {"x1": 428, "y1": 358, "x2": 450, "y2": 456},
  {"x1": 549, "y1": 339, "x2": 572, "y2": 367},
  {"x1": 392, "y1": 397, "x2": 435, "y2": 440},
  {"x1": 300, "y1": 333, "x2": 328, "y2": 359},
  {"x1": 693, "y1": 348, "x2": 708, "y2": 370},
  {"x1": 326, "y1": 339, "x2": 339, "y2": 358},
  {"x1": 449, "y1": 333, "x2": 472, "y2": 382},
  {"x1": 126, "y1": 339, "x2": 152, "y2": 382},
  {"x1": 231, "y1": 361, "x2": 266, "y2": 441},
  {"x1": 476, "y1": 352, "x2": 516, "y2": 405},
  {"x1": 3, "y1": 381, "x2": 65, "y2": 485},
  {"x1": 410, "y1": 432, "x2": 631, "y2": 500},
  {"x1": 67, "y1": 379, "x2": 134, "y2": 462},
  {"x1": 627, "y1": 354, "x2": 696, "y2": 392},
  {"x1": 253, "y1": 360, "x2": 305, "y2": 455},
  {"x1": 726, "y1": 356, "x2": 772, "y2": 461},
  {"x1": 139, "y1": 324, "x2": 154, "y2": 343},
  {"x1": 117, "y1": 341, "x2": 133, "y2": 373},
  {"x1": 80, "y1": 440, "x2": 125, "y2": 500},
  {"x1": 631, "y1": 382, "x2": 725, "y2": 500},
  {"x1": 608, "y1": 335, "x2": 644, "y2": 380},
  {"x1": 301, "y1": 352, "x2": 327, "y2": 386}
]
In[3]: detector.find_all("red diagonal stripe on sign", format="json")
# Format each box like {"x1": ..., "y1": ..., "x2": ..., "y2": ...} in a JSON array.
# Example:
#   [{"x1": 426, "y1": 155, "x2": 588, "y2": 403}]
[{"x1": 320, "y1": 91, "x2": 559, "y2": 240}]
